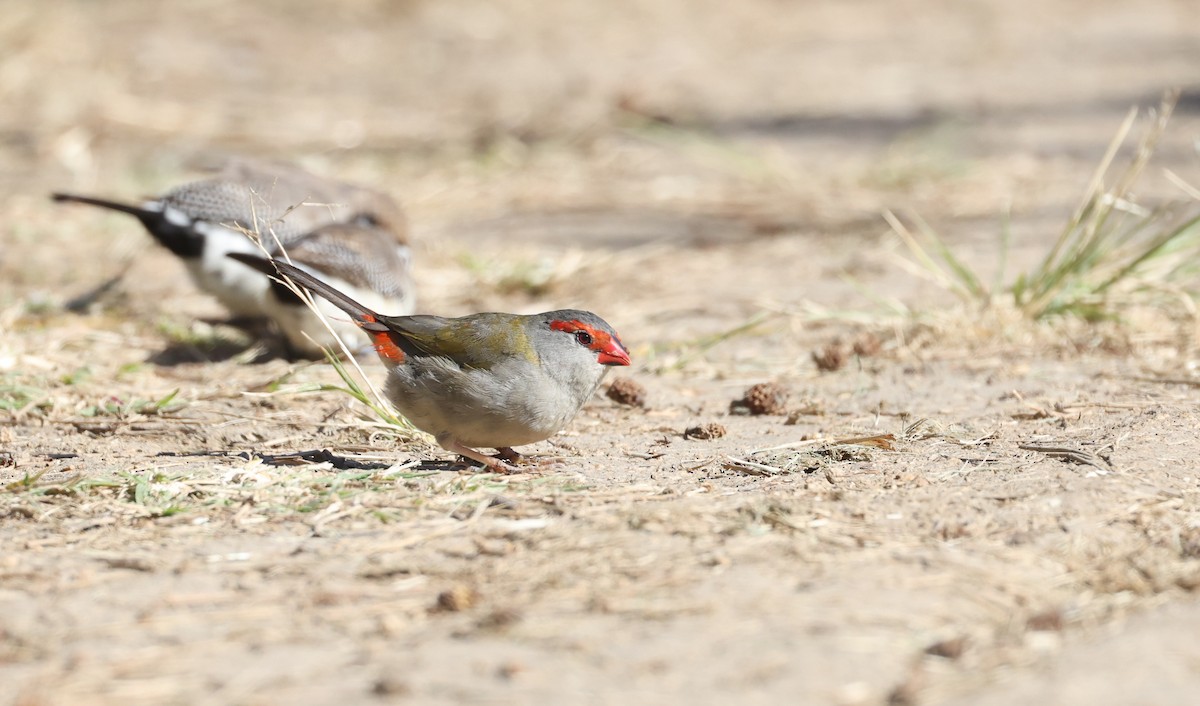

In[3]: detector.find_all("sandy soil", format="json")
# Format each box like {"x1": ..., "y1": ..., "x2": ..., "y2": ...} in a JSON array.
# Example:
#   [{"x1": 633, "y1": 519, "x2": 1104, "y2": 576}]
[{"x1": 3, "y1": 1, "x2": 1200, "y2": 704}]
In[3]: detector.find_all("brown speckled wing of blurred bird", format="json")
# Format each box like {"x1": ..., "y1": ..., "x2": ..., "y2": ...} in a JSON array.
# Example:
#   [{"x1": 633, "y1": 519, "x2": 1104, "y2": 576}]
[
  {"x1": 282, "y1": 222, "x2": 414, "y2": 302},
  {"x1": 252, "y1": 219, "x2": 416, "y2": 357},
  {"x1": 171, "y1": 156, "x2": 409, "y2": 249},
  {"x1": 52, "y1": 156, "x2": 413, "y2": 349}
]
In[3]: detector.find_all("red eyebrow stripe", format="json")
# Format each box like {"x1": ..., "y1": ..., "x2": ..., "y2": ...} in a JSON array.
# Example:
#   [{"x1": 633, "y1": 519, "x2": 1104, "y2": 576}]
[
  {"x1": 549, "y1": 320, "x2": 582, "y2": 334},
  {"x1": 550, "y1": 319, "x2": 625, "y2": 355}
]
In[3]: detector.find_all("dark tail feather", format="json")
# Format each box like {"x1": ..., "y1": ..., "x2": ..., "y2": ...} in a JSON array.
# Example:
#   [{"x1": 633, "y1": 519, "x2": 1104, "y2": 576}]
[
  {"x1": 51, "y1": 192, "x2": 205, "y2": 258},
  {"x1": 226, "y1": 254, "x2": 389, "y2": 332},
  {"x1": 51, "y1": 193, "x2": 155, "y2": 219}
]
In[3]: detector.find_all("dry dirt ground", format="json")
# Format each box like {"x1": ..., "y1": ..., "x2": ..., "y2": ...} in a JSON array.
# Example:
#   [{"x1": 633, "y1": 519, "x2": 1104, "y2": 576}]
[{"x1": 4, "y1": 1, "x2": 1200, "y2": 704}]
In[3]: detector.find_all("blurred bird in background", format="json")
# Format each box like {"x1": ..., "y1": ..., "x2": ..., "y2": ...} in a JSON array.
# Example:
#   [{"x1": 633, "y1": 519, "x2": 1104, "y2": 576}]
[{"x1": 52, "y1": 157, "x2": 415, "y2": 358}]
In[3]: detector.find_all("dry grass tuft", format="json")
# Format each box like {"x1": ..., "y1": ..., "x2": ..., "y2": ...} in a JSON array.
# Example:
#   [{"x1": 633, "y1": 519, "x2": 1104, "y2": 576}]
[{"x1": 890, "y1": 90, "x2": 1200, "y2": 324}]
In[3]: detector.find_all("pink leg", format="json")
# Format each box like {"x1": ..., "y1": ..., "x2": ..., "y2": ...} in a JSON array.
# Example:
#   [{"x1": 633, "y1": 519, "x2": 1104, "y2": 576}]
[
  {"x1": 441, "y1": 439, "x2": 518, "y2": 474},
  {"x1": 494, "y1": 447, "x2": 522, "y2": 463}
]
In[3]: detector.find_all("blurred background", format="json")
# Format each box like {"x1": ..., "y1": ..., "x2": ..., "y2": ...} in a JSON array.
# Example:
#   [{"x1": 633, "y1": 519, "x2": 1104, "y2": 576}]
[
  {"x1": 3, "y1": 6, "x2": 1200, "y2": 702},
  {"x1": 2, "y1": 0, "x2": 1198, "y2": 339}
]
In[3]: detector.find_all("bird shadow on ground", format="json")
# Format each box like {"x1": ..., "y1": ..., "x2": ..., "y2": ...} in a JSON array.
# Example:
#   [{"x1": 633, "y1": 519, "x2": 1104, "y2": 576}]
[
  {"x1": 154, "y1": 449, "x2": 480, "y2": 473},
  {"x1": 59, "y1": 275, "x2": 280, "y2": 366},
  {"x1": 156, "y1": 449, "x2": 394, "y2": 471},
  {"x1": 145, "y1": 318, "x2": 301, "y2": 366},
  {"x1": 146, "y1": 340, "x2": 268, "y2": 366}
]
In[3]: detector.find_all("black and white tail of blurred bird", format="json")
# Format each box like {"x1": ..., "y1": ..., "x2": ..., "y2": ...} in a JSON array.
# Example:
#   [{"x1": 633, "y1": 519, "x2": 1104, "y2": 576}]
[{"x1": 52, "y1": 157, "x2": 416, "y2": 357}]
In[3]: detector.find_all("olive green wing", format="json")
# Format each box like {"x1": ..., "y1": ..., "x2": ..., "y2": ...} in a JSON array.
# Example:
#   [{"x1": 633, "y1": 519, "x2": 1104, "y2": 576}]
[{"x1": 383, "y1": 313, "x2": 537, "y2": 370}]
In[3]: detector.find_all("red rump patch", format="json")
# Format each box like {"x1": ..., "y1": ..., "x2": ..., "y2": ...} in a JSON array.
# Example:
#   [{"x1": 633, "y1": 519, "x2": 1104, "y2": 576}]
[
  {"x1": 361, "y1": 313, "x2": 405, "y2": 364},
  {"x1": 371, "y1": 332, "x2": 405, "y2": 364}
]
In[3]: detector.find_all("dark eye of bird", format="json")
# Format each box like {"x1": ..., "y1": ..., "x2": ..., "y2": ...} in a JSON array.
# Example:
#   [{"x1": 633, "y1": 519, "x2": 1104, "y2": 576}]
[{"x1": 574, "y1": 330, "x2": 594, "y2": 346}]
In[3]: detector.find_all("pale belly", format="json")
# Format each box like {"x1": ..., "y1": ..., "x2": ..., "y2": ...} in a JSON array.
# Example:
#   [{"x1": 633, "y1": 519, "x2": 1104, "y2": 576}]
[
  {"x1": 385, "y1": 362, "x2": 607, "y2": 450},
  {"x1": 184, "y1": 224, "x2": 271, "y2": 317}
]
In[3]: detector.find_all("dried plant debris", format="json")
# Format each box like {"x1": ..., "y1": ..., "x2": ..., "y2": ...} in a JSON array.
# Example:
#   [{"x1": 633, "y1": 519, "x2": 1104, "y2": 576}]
[
  {"x1": 812, "y1": 332, "x2": 884, "y2": 372},
  {"x1": 812, "y1": 341, "x2": 849, "y2": 372},
  {"x1": 784, "y1": 398, "x2": 825, "y2": 423},
  {"x1": 685, "y1": 423, "x2": 727, "y2": 440},
  {"x1": 852, "y1": 332, "x2": 883, "y2": 357},
  {"x1": 924, "y1": 636, "x2": 969, "y2": 660},
  {"x1": 606, "y1": 377, "x2": 647, "y2": 408},
  {"x1": 1019, "y1": 442, "x2": 1114, "y2": 472},
  {"x1": 730, "y1": 382, "x2": 788, "y2": 415},
  {"x1": 724, "y1": 434, "x2": 895, "y2": 476},
  {"x1": 436, "y1": 585, "x2": 479, "y2": 612},
  {"x1": 1026, "y1": 608, "x2": 1066, "y2": 632}
]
